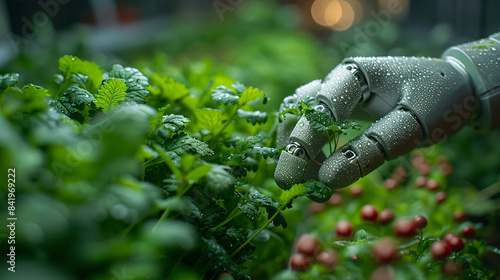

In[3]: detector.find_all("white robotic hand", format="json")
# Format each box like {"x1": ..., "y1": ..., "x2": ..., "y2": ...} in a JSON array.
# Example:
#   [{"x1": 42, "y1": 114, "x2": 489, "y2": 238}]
[{"x1": 275, "y1": 33, "x2": 500, "y2": 191}]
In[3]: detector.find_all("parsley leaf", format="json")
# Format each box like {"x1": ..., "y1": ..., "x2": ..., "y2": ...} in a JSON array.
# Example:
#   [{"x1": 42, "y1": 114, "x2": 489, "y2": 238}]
[{"x1": 94, "y1": 79, "x2": 127, "y2": 113}]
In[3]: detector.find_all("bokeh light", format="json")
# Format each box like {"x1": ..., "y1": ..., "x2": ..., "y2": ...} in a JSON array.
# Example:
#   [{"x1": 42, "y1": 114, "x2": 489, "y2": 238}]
[{"x1": 311, "y1": 0, "x2": 357, "y2": 31}]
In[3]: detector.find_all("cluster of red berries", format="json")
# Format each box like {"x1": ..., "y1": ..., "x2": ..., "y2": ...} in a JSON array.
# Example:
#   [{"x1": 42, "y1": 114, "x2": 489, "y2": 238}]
[
  {"x1": 431, "y1": 226, "x2": 476, "y2": 260},
  {"x1": 289, "y1": 234, "x2": 338, "y2": 271}
]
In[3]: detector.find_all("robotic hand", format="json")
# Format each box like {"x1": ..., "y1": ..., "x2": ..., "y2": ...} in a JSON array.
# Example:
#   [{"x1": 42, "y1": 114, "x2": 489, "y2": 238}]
[{"x1": 275, "y1": 33, "x2": 500, "y2": 191}]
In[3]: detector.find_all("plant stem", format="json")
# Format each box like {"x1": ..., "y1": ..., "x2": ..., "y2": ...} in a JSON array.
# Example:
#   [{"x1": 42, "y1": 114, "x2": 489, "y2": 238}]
[
  {"x1": 211, "y1": 209, "x2": 242, "y2": 232},
  {"x1": 153, "y1": 207, "x2": 172, "y2": 231},
  {"x1": 210, "y1": 107, "x2": 238, "y2": 146},
  {"x1": 229, "y1": 203, "x2": 286, "y2": 258}
]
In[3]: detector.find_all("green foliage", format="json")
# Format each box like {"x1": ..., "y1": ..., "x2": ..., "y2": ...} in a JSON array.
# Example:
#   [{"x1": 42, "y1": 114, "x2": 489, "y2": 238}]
[{"x1": 94, "y1": 79, "x2": 128, "y2": 113}]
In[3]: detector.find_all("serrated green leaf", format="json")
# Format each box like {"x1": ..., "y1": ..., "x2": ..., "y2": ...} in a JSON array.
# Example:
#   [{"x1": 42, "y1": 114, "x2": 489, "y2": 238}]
[
  {"x1": 247, "y1": 146, "x2": 280, "y2": 159},
  {"x1": 238, "y1": 202, "x2": 262, "y2": 220},
  {"x1": 93, "y1": 79, "x2": 127, "y2": 113},
  {"x1": 303, "y1": 180, "x2": 331, "y2": 202},
  {"x1": 59, "y1": 55, "x2": 103, "y2": 92},
  {"x1": 163, "y1": 133, "x2": 214, "y2": 165},
  {"x1": 148, "y1": 74, "x2": 190, "y2": 101},
  {"x1": 238, "y1": 86, "x2": 265, "y2": 106},
  {"x1": 305, "y1": 109, "x2": 334, "y2": 132},
  {"x1": 52, "y1": 84, "x2": 95, "y2": 115},
  {"x1": 162, "y1": 114, "x2": 190, "y2": 133},
  {"x1": 231, "y1": 82, "x2": 247, "y2": 94},
  {"x1": 353, "y1": 230, "x2": 368, "y2": 242},
  {"x1": 266, "y1": 206, "x2": 287, "y2": 228},
  {"x1": 279, "y1": 184, "x2": 308, "y2": 205},
  {"x1": 416, "y1": 239, "x2": 430, "y2": 256},
  {"x1": 2, "y1": 84, "x2": 50, "y2": 115},
  {"x1": 248, "y1": 189, "x2": 278, "y2": 208},
  {"x1": 185, "y1": 164, "x2": 212, "y2": 182},
  {"x1": 195, "y1": 108, "x2": 225, "y2": 134},
  {"x1": 71, "y1": 73, "x2": 89, "y2": 88},
  {"x1": 237, "y1": 109, "x2": 268, "y2": 125},
  {"x1": 206, "y1": 164, "x2": 234, "y2": 192},
  {"x1": 0, "y1": 73, "x2": 19, "y2": 89},
  {"x1": 123, "y1": 81, "x2": 149, "y2": 104},
  {"x1": 212, "y1": 85, "x2": 239, "y2": 105},
  {"x1": 236, "y1": 135, "x2": 261, "y2": 153},
  {"x1": 230, "y1": 165, "x2": 247, "y2": 178},
  {"x1": 107, "y1": 64, "x2": 149, "y2": 87}
]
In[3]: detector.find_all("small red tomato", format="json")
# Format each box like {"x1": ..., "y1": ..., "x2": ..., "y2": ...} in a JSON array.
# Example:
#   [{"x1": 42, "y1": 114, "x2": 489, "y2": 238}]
[
  {"x1": 394, "y1": 219, "x2": 416, "y2": 238},
  {"x1": 335, "y1": 220, "x2": 354, "y2": 238},
  {"x1": 391, "y1": 166, "x2": 408, "y2": 181},
  {"x1": 361, "y1": 204, "x2": 379, "y2": 221},
  {"x1": 384, "y1": 178, "x2": 398, "y2": 190},
  {"x1": 328, "y1": 193, "x2": 342, "y2": 206},
  {"x1": 426, "y1": 179, "x2": 440, "y2": 191},
  {"x1": 309, "y1": 202, "x2": 325, "y2": 213},
  {"x1": 379, "y1": 209, "x2": 395, "y2": 224},
  {"x1": 370, "y1": 265, "x2": 396, "y2": 280},
  {"x1": 431, "y1": 241, "x2": 451, "y2": 260},
  {"x1": 412, "y1": 215, "x2": 428, "y2": 229},
  {"x1": 349, "y1": 184, "x2": 364, "y2": 196},
  {"x1": 436, "y1": 192, "x2": 447, "y2": 203},
  {"x1": 412, "y1": 154, "x2": 426, "y2": 167},
  {"x1": 296, "y1": 234, "x2": 320, "y2": 257},
  {"x1": 443, "y1": 233, "x2": 459, "y2": 244},
  {"x1": 415, "y1": 176, "x2": 427, "y2": 188},
  {"x1": 453, "y1": 211, "x2": 466, "y2": 221},
  {"x1": 217, "y1": 272, "x2": 234, "y2": 280},
  {"x1": 417, "y1": 163, "x2": 431, "y2": 176},
  {"x1": 373, "y1": 237, "x2": 399, "y2": 264},
  {"x1": 316, "y1": 249, "x2": 338, "y2": 268},
  {"x1": 290, "y1": 253, "x2": 311, "y2": 271},
  {"x1": 442, "y1": 261, "x2": 462, "y2": 276},
  {"x1": 446, "y1": 235, "x2": 465, "y2": 252},
  {"x1": 438, "y1": 160, "x2": 453, "y2": 177},
  {"x1": 462, "y1": 226, "x2": 476, "y2": 238}
]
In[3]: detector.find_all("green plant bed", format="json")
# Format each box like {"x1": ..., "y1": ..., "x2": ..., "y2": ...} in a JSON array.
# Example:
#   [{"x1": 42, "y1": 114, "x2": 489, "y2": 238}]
[{"x1": 0, "y1": 56, "x2": 498, "y2": 280}]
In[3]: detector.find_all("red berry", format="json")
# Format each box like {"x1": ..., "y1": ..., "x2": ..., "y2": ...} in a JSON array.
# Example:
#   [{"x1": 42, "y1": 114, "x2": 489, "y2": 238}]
[
  {"x1": 335, "y1": 220, "x2": 354, "y2": 237},
  {"x1": 290, "y1": 253, "x2": 311, "y2": 271},
  {"x1": 415, "y1": 176, "x2": 427, "y2": 188},
  {"x1": 350, "y1": 255, "x2": 358, "y2": 260},
  {"x1": 412, "y1": 155, "x2": 426, "y2": 167},
  {"x1": 436, "y1": 192, "x2": 447, "y2": 203},
  {"x1": 426, "y1": 179, "x2": 440, "y2": 191},
  {"x1": 370, "y1": 265, "x2": 396, "y2": 280},
  {"x1": 431, "y1": 241, "x2": 451, "y2": 260},
  {"x1": 453, "y1": 211, "x2": 466, "y2": 221},
  {"x1": 296, "y1": 234, "x2": 320, "y2": 257},
  {"x1": 412, "y1": 215, "x2": 428, "y2": 229},
  {"x1": 443, "y1": 233, "x2": 459, "y2": 244},
  {"x1": 462, "y1": 226, "x2": 476, "y2": 238},
  {"x1": 417, "y1": 163, "x2": 431, "y2": 176},
  {"x1": 379, "y1": 209, "x2": 395, "y2": 224},
  {"x1": 217, "y1": 272, "x2": 234, "y2": 280},
  {"x1": 372, "y1": 237, "x2": 399, "y2": 264},
  {"x1": 328, "y1": 194, "x2": 342, "y2": 206},
  {"x1": 361, "y1": 204, "x2": 379, "y2": 221},
  {"x1": 446, "y1": 235, "x2": 465, "y2": 252},
  {"x1": 384, "y1": 178, "x2": 398, "y2": 190},
  {"x1": 349, "y1": 184, "x2": 363, "y2": 196},
  {"x1": 391, "y1": 166, "x2": 408, "y2": 181},
  {"x1": 394, "y1": 219, "x2": 416, "y2": 238},
  {"x1": 309, "y1": 202, "x2": 325, "y2": 213},
  {"x1": 442, "y1": 261, "x2": 461, "y2": 276},
  {"x1": 316, "y1": 249, "x2": 338, "y2": 267},
  {"x1": 437, "y1": 158, "x2": 453, "y2": 177}
]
